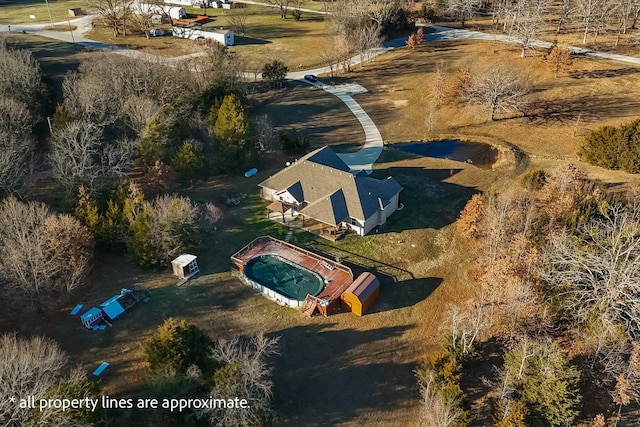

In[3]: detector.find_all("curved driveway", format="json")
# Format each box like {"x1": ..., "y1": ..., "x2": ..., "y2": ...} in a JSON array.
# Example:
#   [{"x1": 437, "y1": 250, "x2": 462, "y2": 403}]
[{"x1": 3, "y1": 19, "x2": 640, "y2": 173}]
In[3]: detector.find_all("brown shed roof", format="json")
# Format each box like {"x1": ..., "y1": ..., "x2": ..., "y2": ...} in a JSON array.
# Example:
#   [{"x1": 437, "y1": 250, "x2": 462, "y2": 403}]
[{"x1": 344, "y1": 272, "x2": 380, "y2": 302}]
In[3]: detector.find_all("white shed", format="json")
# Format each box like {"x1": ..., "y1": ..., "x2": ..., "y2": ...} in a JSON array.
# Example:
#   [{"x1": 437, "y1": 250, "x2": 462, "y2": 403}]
[
  {"x1": 210, "y1": 29, "x2": 234, "y2": 46},
  {"x1": 171, "y1": 254, "x2": 199, "y2": 280}
]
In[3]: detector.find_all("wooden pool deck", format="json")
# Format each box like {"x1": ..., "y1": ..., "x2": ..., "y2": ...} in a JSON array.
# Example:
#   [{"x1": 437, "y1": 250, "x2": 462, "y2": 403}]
[{"x1": 231, "y1": 237, "x2": 353, "y2": 304}]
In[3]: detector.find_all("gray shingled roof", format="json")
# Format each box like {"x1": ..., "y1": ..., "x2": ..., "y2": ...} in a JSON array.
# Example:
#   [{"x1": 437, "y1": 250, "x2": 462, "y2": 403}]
[
  {"x1": 259, "y1": 146, "x2": 403, "y2": 223},
  {"x1": 300, "y1": 189, "x2": 350, "y2": 227}
]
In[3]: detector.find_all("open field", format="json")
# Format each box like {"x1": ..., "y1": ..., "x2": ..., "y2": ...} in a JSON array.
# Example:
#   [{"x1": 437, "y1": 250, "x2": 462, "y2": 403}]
[
  {"x1": 84, "y1": 4, "x2": 332, "y2": 66},
  {"x1": 342, "y1": 39, "x2": 640, "y2": 184},
  {"x1": 0, "y1": 0, "x2": 86, "y2": 24}
]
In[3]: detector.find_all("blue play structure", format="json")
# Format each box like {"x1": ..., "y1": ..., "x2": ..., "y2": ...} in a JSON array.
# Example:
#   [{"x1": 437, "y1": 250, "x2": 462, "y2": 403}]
[
  {"x1": 79, "y1": 285, "x2": 151, "y2": 330},
  {"x1": 244, "y1": 168, "x2": 258, "y2": 177},
  {"x1": 70, "y1": 304, "x2": 84, "y2": 316},
  {"x1": 93, "y1": 362, "x2": 110, "y2": 377}
]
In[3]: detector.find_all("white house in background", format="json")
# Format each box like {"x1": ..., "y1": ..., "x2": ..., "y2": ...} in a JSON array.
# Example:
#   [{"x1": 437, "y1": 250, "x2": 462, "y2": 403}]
[
  {"x1": 171, "y1": 26, "x2": 234, "y2": 45},
  {"x1": 163, "y1": 0, "x2": 212, "y2": 6},
  {"x1": 134, "y1": 2, "x2": 187, "y2": 19},
  {"x1": 259, "y1": 146, "x2": 403, "y2": 239}
]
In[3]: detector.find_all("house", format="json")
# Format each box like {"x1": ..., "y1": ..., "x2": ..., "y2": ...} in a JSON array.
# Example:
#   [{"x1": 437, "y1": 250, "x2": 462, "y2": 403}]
[
  {"x1": 259, "y1": 146, "x2": 403, "y2": 239},
  {"x1": 171, "y1": 26, "x2": 234, "y2": 46}
]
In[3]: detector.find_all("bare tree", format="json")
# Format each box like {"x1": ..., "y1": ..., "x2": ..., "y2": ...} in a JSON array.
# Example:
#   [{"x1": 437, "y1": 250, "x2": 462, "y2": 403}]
[
  {"x1": 416, "y1": 369, "x2": 467, "y2": 427},
  {"x1": 512, "y1": 0, "x2": 552, "y2": 58},
  {"x1": 199, "y1": 202, "x2": 224, "y2": 232},
  {"x1": 0, "y1": 334, "x2": 96, "y2": 427},
  {"x1": 543, "y1": 204, "x2": 640, "y2": 339},
  {"x1": 0, "y1": 98, "x2": 36, "y2": 197},
  {"x1": 556, "y1": 0, "x2": 577, "y2": 33},
  {"x1": 227, "y1": 7, "x2": 249, "y2": 36},
  {"x1": 265, "y1": 0, "x2": 290, "y2": 18},
  {"x1": 319, "y1": 47, "x2": 339, "y2": 77},
  {"x1": 0, "y1": 45, "x2": 43, "y2": 104},
  {"x1": 448, "y1": 298, "x2": 493, "y2": 358},
  {"x1": 0, "y1": 134, "x2": 33, "y2": 197},
  {"x1": 89, "y1": 0, "x2": 126, "y2": 37},
  {"x1": 122, "y1": 95, "x2": 162, "y2": 133},
  {"x1": 0, "y1": 198, "x2": 93, "y2": 298},
  {"x1": 126, "y1": 193, "x2": 200, "y2": 264},
  {"x1": 445, "y1": 0, "x2": 482, "y2": 27},
  {"x1": 254, "y1": 114, "x2": 277, "y2": 152},
  {"x1": 49, "y1": 120, "x2": 133, "y2": 197},
  {"x1": 50, "y1": 121, "x2": 103, "y2": 195},
  {"x1": 63, "y1": 55, "x2": 193, "y2": 127},
  {"x1": 463, "y1": 64, "x2": 531, "y2": 121},
  {"x1": 198, "y1": 334, "x2": 280, "y2": 427},
  {"x1": 574, "y1": 0, "x2": 610, "y2": 44},
  {"x1": 191, "y1": 43, "x2": 245, "y2": 91}
]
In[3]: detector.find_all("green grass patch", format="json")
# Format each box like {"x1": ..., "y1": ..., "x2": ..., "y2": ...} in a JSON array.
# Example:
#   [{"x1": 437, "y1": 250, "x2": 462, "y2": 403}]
[{"x1": 0, "y1": 0, "x2": 86, "y2": 24}]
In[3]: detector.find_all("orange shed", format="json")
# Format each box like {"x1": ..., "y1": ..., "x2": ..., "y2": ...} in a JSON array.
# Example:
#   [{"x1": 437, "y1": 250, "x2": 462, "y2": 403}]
[{"x1": 341, "y1": 272, "x2": 380, "y2": 316}]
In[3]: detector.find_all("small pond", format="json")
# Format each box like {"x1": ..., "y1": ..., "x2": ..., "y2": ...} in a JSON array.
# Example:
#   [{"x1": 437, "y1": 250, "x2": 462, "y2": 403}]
[{"x1": 395, "y1": 140, "x2": 499, "y2": 169}]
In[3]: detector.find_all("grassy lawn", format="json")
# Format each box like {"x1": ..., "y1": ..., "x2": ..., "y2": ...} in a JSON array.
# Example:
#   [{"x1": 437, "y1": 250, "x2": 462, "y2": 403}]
[
  {"x1": 2, "y1": 147, "x2": 496, "y2": 426},
  {"x1": 84, "y1": 5, "x2": 331, "y2": 66},
  {"x1": 229, "y1": 8, "x2": 330, "y2": 71},
  {"x1": 344, "y1": 40, "x2": 640, "y2": 180},
  {"x1": 0, "y1": 0, "x2": 86, "y2": 24},
  {"x1": 251, "y1": 82, "x2": 365, "y2": 151}
]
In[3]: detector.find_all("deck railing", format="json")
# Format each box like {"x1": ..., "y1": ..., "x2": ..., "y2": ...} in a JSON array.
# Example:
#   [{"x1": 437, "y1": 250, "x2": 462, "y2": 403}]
[{"x1": 231, "y1": 235, "x2": 353, "y2": 278}]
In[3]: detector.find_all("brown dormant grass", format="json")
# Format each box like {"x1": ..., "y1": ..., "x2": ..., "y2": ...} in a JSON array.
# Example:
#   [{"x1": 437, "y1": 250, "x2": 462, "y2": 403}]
[{"x1": 346, "y1": 39, "x2": 640, "y2": 184}]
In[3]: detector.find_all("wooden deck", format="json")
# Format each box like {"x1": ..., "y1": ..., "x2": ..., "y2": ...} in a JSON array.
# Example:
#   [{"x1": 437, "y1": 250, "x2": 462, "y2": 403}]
[
  {"x1": 266, "y1": 212, "x2": 348, "y2": 242},
  {"x1": 232, "y1": 237, "x2": 353, "y2": 304}
]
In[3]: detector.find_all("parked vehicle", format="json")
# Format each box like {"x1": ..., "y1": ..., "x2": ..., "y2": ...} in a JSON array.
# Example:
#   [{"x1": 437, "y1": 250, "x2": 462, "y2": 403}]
[
  {"x1": 304, "y1": 74, "x2": 318, "y2": 82},
  {"x1": 148, "y1": 28, "x2": 165, "y2": 37}
]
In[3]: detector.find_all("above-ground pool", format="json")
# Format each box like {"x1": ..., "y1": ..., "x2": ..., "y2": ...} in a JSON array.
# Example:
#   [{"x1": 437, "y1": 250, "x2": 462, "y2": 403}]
[{"x1": 244, "y1": 254, "x2": 324, "y2": 301}]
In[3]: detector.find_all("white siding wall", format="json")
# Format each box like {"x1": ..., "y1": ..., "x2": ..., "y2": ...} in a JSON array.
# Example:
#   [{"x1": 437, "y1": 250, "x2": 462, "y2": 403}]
[
  {"x1": 348, "y1": 218, "x2": 366, "y2": 236},
  {"x1": 171, "y1": 27, "x2": 234, "y2": 45}
]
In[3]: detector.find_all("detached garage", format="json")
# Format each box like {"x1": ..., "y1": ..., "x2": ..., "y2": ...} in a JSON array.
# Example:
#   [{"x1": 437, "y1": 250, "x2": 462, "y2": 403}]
[{"x1": 341, "y1": 272, "x2": 380, "y2": 316}]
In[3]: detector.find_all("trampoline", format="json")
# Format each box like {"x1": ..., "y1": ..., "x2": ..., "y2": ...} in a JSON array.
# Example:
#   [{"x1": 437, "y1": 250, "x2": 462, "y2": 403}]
[{"x1": 244, "y1": 254, "x2": 324, "y2": 301}]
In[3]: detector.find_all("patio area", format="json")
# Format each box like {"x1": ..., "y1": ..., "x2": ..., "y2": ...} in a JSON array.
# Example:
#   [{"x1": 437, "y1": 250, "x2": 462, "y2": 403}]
[{"x1": 266, "y1": 208, "x2": 348, "y2": 241}]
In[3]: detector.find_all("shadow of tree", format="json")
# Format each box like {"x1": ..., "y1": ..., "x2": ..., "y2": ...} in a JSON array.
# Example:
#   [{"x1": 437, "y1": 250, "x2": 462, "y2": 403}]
[
  {"x1": 371, "y1": 166, "x2": 479, "y2": 232},
  {"x1": 569, "y1": 67, "x2": 640, "y2": 79},
  {"x1": 271, "y1": 323, "x2": 418, "y2": 426},
  {"x1": 526, "y1": 95, "x2": 640, "y2": 125}
]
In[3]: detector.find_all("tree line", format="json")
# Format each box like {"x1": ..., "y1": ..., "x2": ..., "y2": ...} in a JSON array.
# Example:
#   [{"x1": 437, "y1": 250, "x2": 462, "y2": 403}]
[
  {"x1": 420, "y1": 0, "x2": 640, "y2": 52},
  {"x1": 420, "y1": 164, "x2": 640, "y2": 425}
]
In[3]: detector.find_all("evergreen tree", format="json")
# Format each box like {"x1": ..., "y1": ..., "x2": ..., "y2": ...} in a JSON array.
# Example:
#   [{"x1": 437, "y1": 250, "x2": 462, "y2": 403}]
[
  {"x1": 213, "y1": 94, "x2": 249, "y2": 168},
  {"x1": 502, "y1": 340, "x2": 581, "y2": 426},
  {"x1": 137, "y1": 105, "x2": 189, "y2": 166},
  {"x1": 172, "y1": 141, "x2": 208, "y2": 184},
  {"x1": 261, "y1": 60, "x2": 288, "y2": 88},
  {"x1": 141, "y1": 318, "x2": 215, "y2": 376}
]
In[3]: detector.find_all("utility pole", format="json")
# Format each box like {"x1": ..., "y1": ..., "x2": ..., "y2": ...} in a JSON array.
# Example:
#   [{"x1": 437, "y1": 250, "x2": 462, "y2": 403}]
[
  {"x1": 44, "y1": 0, "x2": 54, "y2": 27},
  {"x1": 67, "y1": 18, "x2": 76, "y2": 47}
]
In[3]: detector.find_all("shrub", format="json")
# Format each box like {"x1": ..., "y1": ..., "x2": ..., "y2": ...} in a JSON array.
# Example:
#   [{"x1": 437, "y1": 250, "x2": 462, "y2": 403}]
[
  {"x1": 142, "y1": 318, "x2": 215, "y2": 377},
  {"x1": 580, "y1": 119, "x2": 640, "y2": 173},
  {"x1": 519, "y1": 169, "x2": 547, "y2": 190},
  {"x1": 279, "y1": 130, "x2": 309, "y2": 154},
  {"x1": 127, "y1": 194, "x2": 201, "y2": 268}
]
